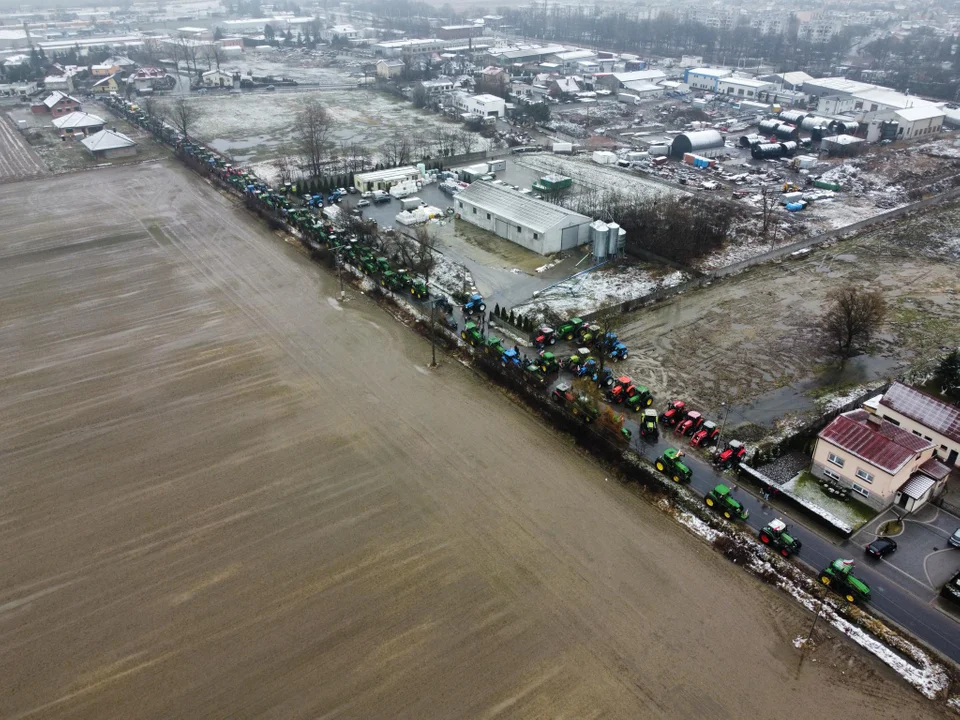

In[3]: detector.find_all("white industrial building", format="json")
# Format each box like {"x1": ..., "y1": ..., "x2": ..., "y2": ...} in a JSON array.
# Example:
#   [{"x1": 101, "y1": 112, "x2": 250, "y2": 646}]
[
  {"x1": 683, "y1": 67, "x2": 733, "y2": 91},
  {"x1": 320, "y1": 25, "x2": 359, "y2": 42},
  {"x1": 354, "y1": 166, "x2": 422, "y2": 192},
  {"x1": 717, "y1": 76, "x2": 774, "y2": 99},
  {"x1": 453, "y1": 93, "x2": 505, "y2": 118},
  {"x1": 455, "y1": 182, "x2": 592, "y2": 255}
]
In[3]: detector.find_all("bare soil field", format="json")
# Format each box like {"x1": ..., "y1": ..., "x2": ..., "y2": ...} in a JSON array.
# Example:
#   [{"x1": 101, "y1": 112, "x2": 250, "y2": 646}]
[
  {"x1": 616, "y1": 200, "x2": 960, "y2": 429},
  {"x1": 0, "y1": 112, "x2": 47, "y2": 183},
  {"x1": 0, "y1": 162, "x2": 948, "y2": 719}
]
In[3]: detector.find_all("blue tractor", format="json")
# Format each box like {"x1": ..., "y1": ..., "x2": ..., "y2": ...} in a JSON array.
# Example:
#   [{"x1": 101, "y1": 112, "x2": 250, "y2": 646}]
[
  {"x1": 462, "y1": 294, "x2": 486, "y2": 316},
  {"x1": 593, "y1": 367, "x2": 616, "y2": 388},
  {"x1": 501, "y1": 348, "x2": 521, "y2": 367},
  {"x1": 608, "y1": 342, "x2": 629, "y2": 361},
  {"x1": 575, "y1": 357, "x2": 598, "y2": 378}
]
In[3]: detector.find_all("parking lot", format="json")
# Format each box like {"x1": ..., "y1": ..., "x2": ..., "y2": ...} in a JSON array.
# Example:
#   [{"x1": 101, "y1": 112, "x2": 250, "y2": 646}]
[{"x1": 855, "y1": 505, "x2": 960, "y2": 598}]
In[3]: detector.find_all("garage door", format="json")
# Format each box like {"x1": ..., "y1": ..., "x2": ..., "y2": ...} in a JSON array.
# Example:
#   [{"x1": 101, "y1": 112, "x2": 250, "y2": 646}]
[
  {"x1": 495, "y1": 218, "x2": 509, "y2": 238},
  {"x1": 560, "y1": 225, "x2": 580, "y2": 250}
]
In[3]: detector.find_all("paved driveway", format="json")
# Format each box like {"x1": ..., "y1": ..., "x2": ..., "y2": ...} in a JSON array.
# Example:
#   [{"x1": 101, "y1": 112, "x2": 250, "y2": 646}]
[{"x1": 856, "y1": 504, "x2": 960, "y2": 592}]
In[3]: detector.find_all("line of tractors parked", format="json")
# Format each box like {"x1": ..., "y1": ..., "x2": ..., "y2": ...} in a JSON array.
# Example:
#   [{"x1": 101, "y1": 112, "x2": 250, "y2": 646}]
[{"x1": 118, "y1": 97, "x2": 872, "y2": 607}]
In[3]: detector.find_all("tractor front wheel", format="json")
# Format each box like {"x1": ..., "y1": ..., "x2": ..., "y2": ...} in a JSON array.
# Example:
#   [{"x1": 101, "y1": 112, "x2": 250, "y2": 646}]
[
  {"x1": 705, "y1": 497, "x2": 714, "y2": 507},
  {"x1": 820, "y1": 575, "x2": 831, "y2": 586},
  {"x1": 656, "y1": 461, "x2": 665, "y2": 471},
  {"x1": 673, "y1": 475, "x2": 682, "y2": 484},
  {"x1": 478, "y1": 304, "x2": 486, "y2": 313},
  {"x1": 781, "y1": 549, "x2": 790, "y2": 557},
  {"x1": 565, "y1": 333, "x2": 573, "y2": 341},
  {"x1": 723, "y1": 510, "x2": 732, "y2": 519},
  {"x1": 845, "y1": 594, "x2": 857, "y2": 604},
  {"x1": 760, "y1": 534, "x2": 770, "y2": 544},
  {"x1": 646, "y1": 398, "x2": 653, "y2": 406}
]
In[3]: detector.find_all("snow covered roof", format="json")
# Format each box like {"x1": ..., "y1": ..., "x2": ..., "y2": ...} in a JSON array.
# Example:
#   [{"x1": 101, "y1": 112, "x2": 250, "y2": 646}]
[
  {"x1": 895, "y1": 106, "x2": 945, "y2": 123},
  {"x1": 819, "y1": 409, "x2": 933, "y2": 474},
  {"x1": 554, "y1": 49, "x2": 595, "y2": 61},
  {"x1": 822, "y1": 134, "x2": 864, "y2": 145},
  {"x1": 92, "y1": 74, "x2": 118, "y2": 87},
  {"x1": 613, "y1": 70, "x2": 666, "y2": 83},
  {"x1": 81, "y1": 129, "x2": 136, "y2": 152},
  {"x1": 43, "y1": 91, "x2": 79, "y2": 108},
  {"x1": 52, "y1": 111, "x2": 105, "y2": 130},
  {"x1": 551, "y1": 77, "x2": 580, "y2": 93},
  {"x1": 880, "y1": 382, "x2": 960, "y2": 443},
  {"x1": 780, "y1": 71, "x2": 813, "y2": 86},
  {"x1": 688, "y1": 67, "x2": 733, "y2": 78},
  {"x1": 805, "y1": 76, "x2": 876, "y2": 95},
  {"x1": 456, "y1": 181, "x2": 590, "y2": 235}
]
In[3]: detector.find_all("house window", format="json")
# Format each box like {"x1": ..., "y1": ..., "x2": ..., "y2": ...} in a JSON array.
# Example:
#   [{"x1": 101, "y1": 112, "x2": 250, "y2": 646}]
[
  {"x1": 827, "y1": 452, "x2": 845, "y2": 468},
  {"x1": 852, "y1": 484, "x2": 870, "y2": 497},
  {"x1": 533, "y1": 233, "x2": 538, "y2": 240},
  {"x1": 486, "y1": 213, "x2": 491, "y2": 219},
  {"x1": 856, "y1": 468, "x2": 874, "y2": 484},
  {"x1": 822, "y1": 467, "x2": 840, "y2": 481},
  {"x1": 912, "y1": 430, "x2": 922, "y2": 437},
  {"x1": 472, "y1": 208, "x2": 477, "y2": 214},
  {"x1": 457, "y1": 201, "x2": 463, "y2": 209},
  {"x1": 516, "y1": 225, "x2": 522, "y2": 232},
  {"x1": 882, "y1": 415, "x2": 900, "y2": 426}
]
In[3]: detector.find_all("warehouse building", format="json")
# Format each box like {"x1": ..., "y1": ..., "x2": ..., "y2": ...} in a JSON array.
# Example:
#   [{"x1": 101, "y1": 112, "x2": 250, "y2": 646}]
[
  {"x1": 683, "y1": 67, "x2": 732, "y2": 92},
  {"x1": 717, "y1": 76, "x2": 774, "y2": 99},
  {"x1": 454, "y1": 182, "x2": 592, "y2": 255},
  {"x1": 354, "y1": 166, "x2": 422, "y2": 192},
  {"x1": 670, "y1": 129, "x2": 725, "y2": 158}
]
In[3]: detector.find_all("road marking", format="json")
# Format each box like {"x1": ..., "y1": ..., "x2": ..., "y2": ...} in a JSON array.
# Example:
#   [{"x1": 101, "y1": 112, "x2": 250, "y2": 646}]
[
  {"x1": 922, "y1": 548, "x2": 958, "y2": 590},
  {"x1": 326, "y1": 297, "x2": 343, "y2": 311}
]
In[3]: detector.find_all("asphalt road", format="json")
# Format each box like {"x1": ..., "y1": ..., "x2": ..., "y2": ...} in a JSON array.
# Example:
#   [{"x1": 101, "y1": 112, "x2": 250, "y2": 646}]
[
  {"x1": 0, "y1": 161, "x2": 942, "y2": 718},
  {"x1": 529, "y1": 343, "x2": 960, "y2": 664}
]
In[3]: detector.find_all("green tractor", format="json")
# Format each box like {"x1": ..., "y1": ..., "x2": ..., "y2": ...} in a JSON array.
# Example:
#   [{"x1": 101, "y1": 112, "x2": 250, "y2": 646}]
[
  {"x1": 704, "y1": 484, "x2": 749, "y2": 521},
  {"x1": 375, "y1": 256, "x2": 391, "y2": 273},
  {"x1": 359, "y1": 254, "x2": 378, "y2": 275},
  {"x1": 571, "y1": 396, "x2": 600, "y2": 423},
  {"x1": 655, "y1": 448, "x2": 692, "y2": 484},
  {"x1": 461, "y1": 322, "x2": 483, "y2": 346},
  {"x1": 819, "y1": 558, "x2": 871, "y2": 604},
  {"x1": 381, "y1": 270, "x2": 410, "y2": 292},
  {"x1": 524, "y1": 363, "x2": 546, "y2": 386},
  {"x1": 410, "y1": 278, "x2": 429, "y2": 300},
  {"x1": 483, "y1": 335, "x2": 505, "y2": 356},
  {"x1": 759, "y1": 518, "x2": 802, "y2": 557},
  {"x1": 640, "y1": 408, "x2": 659, "y2": 437},
  {"x1": 625, "y1": 384, "x2": 655, "y2": 411},
  {"x1": 539, "y1": 351, "x2": 560, "y2": 374},
  {"x1": 556, "y1": 317, "x2": 584, "y2": 341}
]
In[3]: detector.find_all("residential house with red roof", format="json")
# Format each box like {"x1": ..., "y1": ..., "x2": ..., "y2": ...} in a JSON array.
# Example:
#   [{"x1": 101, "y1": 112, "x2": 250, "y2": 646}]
[
  {"x1": 866, "y1": 381, "x2": 960, "y2": 468},
  {"x1": 813, "y1": 409, "x2": 951, "y2": 513}
]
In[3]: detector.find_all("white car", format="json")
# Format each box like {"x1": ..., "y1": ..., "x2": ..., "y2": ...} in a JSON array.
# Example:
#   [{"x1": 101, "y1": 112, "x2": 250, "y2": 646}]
[
  {"x1": 357, "y1": 199, "x2": 370, "y2": 207},
  {"x1": 361, "y1": 191, "x2": 372, "y2": 199}
]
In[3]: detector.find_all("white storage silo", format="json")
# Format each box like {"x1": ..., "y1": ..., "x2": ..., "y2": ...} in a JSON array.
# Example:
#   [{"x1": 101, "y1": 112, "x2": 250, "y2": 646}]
[{"x1": 606, "y1": 222, "x2": 620, "y2": 257}]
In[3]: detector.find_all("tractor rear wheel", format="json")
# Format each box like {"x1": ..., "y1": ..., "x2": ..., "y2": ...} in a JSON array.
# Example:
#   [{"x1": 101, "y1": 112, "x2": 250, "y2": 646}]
[
  {"x1": 781, "y1": 549, "x2": 790, "y2": 557},
  {"x1": 705, "y1": 497, "x2": 714, "y2": 507},
  {"x1": 760, "y1": 534, "x2": 770, "y2": 544},
  {"x1": 845, "y1": 594, "x2": 856, "y2": 604},
  {"x1": 723, "y1": 510, "x2": 732, "y2": 519},
  {"x1": 820, "y1": 575, "x2": 831, "y2": 586},
  {"x1": 673, "y1": 475, "x2": 681, "y2": 483},
  {"x1": 656, "y1": 461, "x2": 664, "y2": 471},
  {"x1": 646, "y1": 398, "x2": 653, "y2": 406},
  {"x1": 565, "y1": 333, "x2": 573, "y2": 341}
]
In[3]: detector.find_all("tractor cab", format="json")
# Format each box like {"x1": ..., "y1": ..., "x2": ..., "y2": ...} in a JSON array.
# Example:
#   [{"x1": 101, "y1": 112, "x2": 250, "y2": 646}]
[
  {"x1": 690, "y1": 420, "x2": 719, "y2": 447},
  {"x1": 607, "y1": 376, "x2": 635, "y2": 403},
  {"x1": 715, "y1": 440, "x2": 746, "y2": 469},
  {"x1": 660, "y1": 400, "x2": 686, "y2": 426},
  {"x1": 461, "y1": 322, "x2": 483, "y2": 346},
  {"x1": 484, "y1": 336, "x2": 505, "y2": 356},
  {"x1": 539, "y1": 351, "x2": 560, "y2": 374},
  {"x1": 705, "y1": 484, "x2": 749, "y2": 521},
  {"x1": 578, "y1": 323, "x2": 601, "y2": 344},
  {"x1": 556, "y1": 318, "x2": 584, "y2": 341},
  {"x1": 552, "y1": 382, "x2": 575, "y2": 404},
  {"x1": 594, "y1": 368, "x2": 615, "y2": 388},
  {"x1": 760, "y1": 518, "x2": 802, "y2": 557},
  {"x1": 656, "y1": 448, "x2": 692, "y2": 483},
  {"x1": 501, "y1": 348, "x2": 521, "y2": 367},
  {"x1": 625, "y1": 385, "x2": 654, "y2": 411},
  {"x1": 462, "y1": 294, "x2": 486, "y2": 315},
  {"x1": 675, "y1": 410, "x2": 704, "y2": 437},
  {"x1": 607, "y1": 341, "x2": 629, "y2": 361},
  {"x1": 534, "y1": 326, "x2": 556, "y2": 349},
  {"x1": 640, "y1": 408, "x2": 659, "y2": 437}
]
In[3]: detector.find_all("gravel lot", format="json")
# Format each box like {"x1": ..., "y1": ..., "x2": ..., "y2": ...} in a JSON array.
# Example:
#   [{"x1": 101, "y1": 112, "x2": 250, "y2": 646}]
[{"x1": 0, "y1": 161, "x2": 947, "y2": 719}]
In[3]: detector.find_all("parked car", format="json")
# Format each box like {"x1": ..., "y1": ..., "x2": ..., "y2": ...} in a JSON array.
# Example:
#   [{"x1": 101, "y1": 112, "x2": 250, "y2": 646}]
[
  {"x1": 357, "y1": 199, "x2": 370, "y2": 207},
  {"x1": 949, "y1": 528, "x2": 960, "y2": 549},
  {"x1": 865, "y1": 537, "x2": 898, "y2": 558}
]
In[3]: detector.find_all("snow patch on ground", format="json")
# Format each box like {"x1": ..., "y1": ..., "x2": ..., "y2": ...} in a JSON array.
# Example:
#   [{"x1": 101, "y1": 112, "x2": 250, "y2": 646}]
[
  {"x1": 515, "y1": 265, "x2": 686, "y2": 319},
  {"x1": 514, "y1": 153, "x2": 686, "y2": 201},
  {"x1": 816, "y1": 383, "x2": 876, "y2": 413},
  {"x1": 780, "y1": 474, "x2": 861, "y2": 534}
]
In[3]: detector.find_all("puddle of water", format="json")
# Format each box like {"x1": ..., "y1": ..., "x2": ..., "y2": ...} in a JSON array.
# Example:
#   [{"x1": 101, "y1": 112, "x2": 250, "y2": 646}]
[{"x1": 728, "y1": 354, "x2": 900, "y2": 428}]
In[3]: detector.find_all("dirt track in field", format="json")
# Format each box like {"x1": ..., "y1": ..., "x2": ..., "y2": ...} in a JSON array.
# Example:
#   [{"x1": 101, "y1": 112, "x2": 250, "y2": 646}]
[
  {"x1": 0, "y1": 112, "x2": 47, "y2": 183},
  {"x1": 0, "y1": 162, "x2": 946, "y2": 719}
]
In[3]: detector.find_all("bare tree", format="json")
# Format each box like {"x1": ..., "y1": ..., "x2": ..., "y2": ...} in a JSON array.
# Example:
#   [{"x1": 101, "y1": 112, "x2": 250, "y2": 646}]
[
  {"x1": 454, "y1": 128, "x2": 475, "y2": 156},
  {"x1": 170, "y1": 96, "x2": 200, "y2": 139},
  {"x1": 202, "y1": 44, "x2": 224, "y2": 72},
  {"x1": 434, "y1": 126, "x2": 454, "y2": 157},
  {"x1": 293, "y1": 97, "x2": 333, "y2": 178},
  {"x1": 176, "y1": 37, "x2": 199, "y2": 81},
  {"x1": 272, "y1": 152, "x2": 297, "y2": 186},
  {"x1": 409, "y1": 131, "x2": 429, "y2": 161},
  {"x1": 380, "y1": 136, "x2": 411, "y2": 167},
  {"x1": 821, "y1": 286, "x2": 887, "y2": 359}
]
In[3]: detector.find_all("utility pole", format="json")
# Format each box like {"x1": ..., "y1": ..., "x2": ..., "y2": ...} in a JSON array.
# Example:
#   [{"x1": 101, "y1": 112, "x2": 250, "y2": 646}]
[
  {"x1": 798, "y1": 583, "x2": 826, "y2": 674},
  {"x1": 336, "y1": 247, "x2": 345, "y2": 302},
  {"x1": 429, "y1": 298, "x2": 438, "y2": 368},
  {"x1": 716, "y1": 401, "x2": 730, "y2": 449}
]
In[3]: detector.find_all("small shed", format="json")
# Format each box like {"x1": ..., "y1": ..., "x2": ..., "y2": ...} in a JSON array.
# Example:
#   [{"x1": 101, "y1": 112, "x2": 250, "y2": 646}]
[
  {"x1": 81, "y1": 129, "x2": 137, "y2": 159},
  {"x1": 821, "y1": 134, "x2": 865, "y2": 158}
]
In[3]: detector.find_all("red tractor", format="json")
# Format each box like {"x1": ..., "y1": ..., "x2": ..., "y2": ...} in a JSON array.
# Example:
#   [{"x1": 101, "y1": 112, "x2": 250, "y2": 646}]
[
  {"x1": 534, "y1": 326, "x2": 556, "y2": 349},
  {"x1": 714, "y1": 440, "x2": 747, "y2": 469},
  {"x1": 607, "y1": 376, "x2": 636, "y2": 404},
  {"x1": 659, "y1": 400, "x2": 686, "y2": 426},
  {"x1": 674, "y1": 410, "x2": 704, "y2": 437},
  {"x1": 690, "y1": 420, "x2": 720, "y2": 447}
]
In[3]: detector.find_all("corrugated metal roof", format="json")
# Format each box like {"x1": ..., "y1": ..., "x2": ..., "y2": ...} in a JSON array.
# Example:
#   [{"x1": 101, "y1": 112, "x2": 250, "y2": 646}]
[
  {"x1": 880, "y1": 382, "x2": 960, "y2": 443},
  {"x1": 819, "y1": 409, "x2": 932, "y2": 474},
  {"x1": 456, "y1": 181, "x2": 590, "y2": 235},
  {"x1": 900, "y1": 474, "x2": 935, "y2": 500},
  {"x1": 895, "y1": 106, "x2": 945, "y2": 123},
  {"x1": 52, "y1": 111, "x2": 105, "y2": 129},
  {"x1": 918, "y1": 457, "x2": 951, "y2": 481}
]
